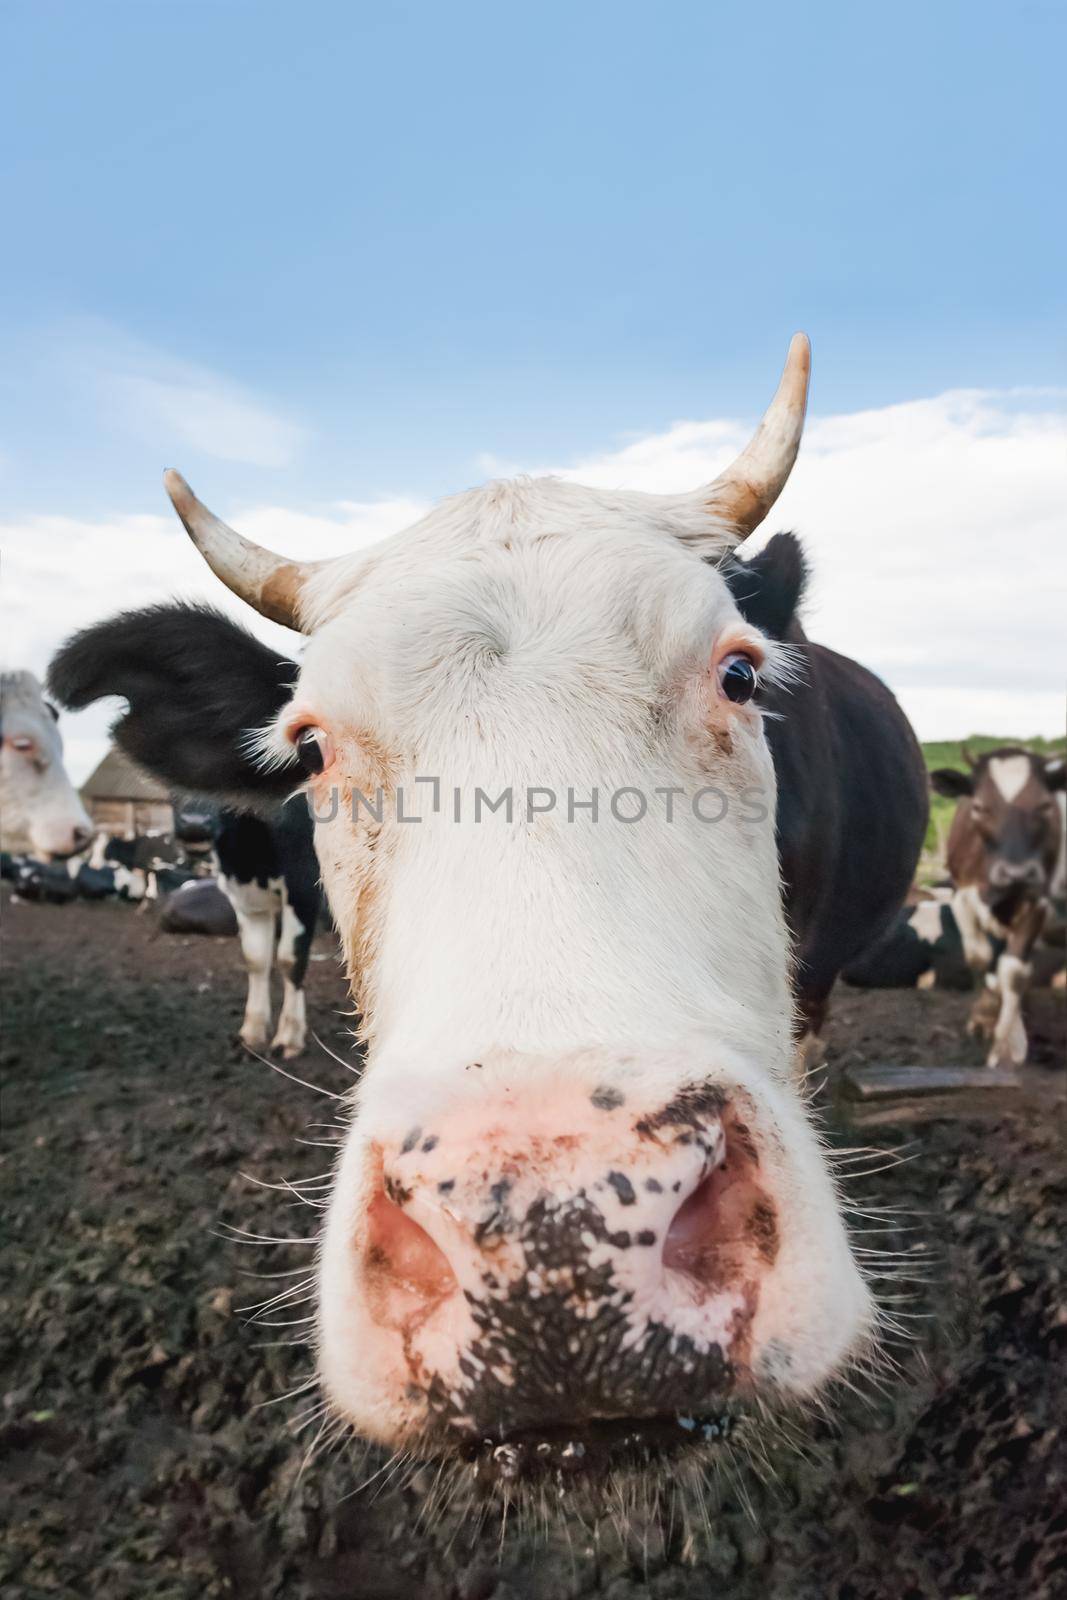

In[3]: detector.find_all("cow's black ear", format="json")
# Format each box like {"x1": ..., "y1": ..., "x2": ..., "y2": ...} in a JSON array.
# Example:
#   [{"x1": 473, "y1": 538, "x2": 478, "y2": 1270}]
[
  {"x1": 721, "y1": 532, "x2": 808, "y2": 640},
  {"x1": 1044, "y1": 757, "x2": 1066, "y2": 792},
  {"x1": 48, "y1": 604, "x2": 300, "y2": 804},
  {"x1": 929, "y1": 767, "x2": 974, "y2": 799}
]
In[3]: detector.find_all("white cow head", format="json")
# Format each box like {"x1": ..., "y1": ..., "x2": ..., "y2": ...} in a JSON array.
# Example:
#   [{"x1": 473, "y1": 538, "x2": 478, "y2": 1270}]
[{"x1": 0, "y1": 671, "x2": 92, "y2": 858}]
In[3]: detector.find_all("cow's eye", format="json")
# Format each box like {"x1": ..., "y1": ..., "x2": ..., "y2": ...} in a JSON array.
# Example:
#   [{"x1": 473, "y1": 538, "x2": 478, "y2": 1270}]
[
  {"x1": 718, "y1": 653, "x2": 759, "y2": 705},
  {"x1": 11, "y1": 736, "x2": 35, "y2": 754},
  {"x1": 294, "y1": 727, "x2": 333, "y2": 776}
]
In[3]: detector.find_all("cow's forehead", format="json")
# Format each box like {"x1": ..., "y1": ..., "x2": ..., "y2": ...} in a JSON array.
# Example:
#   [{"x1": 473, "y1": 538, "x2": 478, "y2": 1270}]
[
  {"x1": 976, "y1": 751, "x2": 1050, "y2": 807},
  {"x1": 295, "y1": 478, "x2": 744, "y2": 706},
  {"x1": 0, "y1": 672, "x2": 62, "y2": 746}
]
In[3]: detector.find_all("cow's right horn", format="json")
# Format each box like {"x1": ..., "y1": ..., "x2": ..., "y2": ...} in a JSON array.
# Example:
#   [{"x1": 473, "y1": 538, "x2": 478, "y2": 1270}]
[{"x1": 163, "y1": 470, "x2": 317, "y2": 632}]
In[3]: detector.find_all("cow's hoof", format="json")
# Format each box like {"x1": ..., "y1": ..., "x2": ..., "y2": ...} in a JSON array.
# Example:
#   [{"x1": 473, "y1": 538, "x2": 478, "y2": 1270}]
[
  {"x1": 271, "y1": 1033, "x2": 306, "y2": 1061},
  {"x1": 794, "y1": 1030, "x2": 827, "y2": 1076},
  {"x1": 986, "y1": 1049, "x2": 1025, "y2": 1071}
]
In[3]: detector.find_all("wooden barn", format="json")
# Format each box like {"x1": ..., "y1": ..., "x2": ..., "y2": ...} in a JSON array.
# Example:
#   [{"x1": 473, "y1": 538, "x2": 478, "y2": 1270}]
[{"x1": 79, "y1": 747, "x2": 173, "y2": 837}]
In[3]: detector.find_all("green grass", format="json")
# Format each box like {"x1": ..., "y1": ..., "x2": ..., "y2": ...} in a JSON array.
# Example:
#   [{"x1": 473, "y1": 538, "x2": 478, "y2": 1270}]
[{"x1": 920, "y1": 732, "x2": 1066, "y2": 863}]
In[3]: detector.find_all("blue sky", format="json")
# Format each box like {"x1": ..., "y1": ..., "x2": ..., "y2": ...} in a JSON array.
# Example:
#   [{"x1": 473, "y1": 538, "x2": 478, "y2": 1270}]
[
  {"x1": 2, "y1": 1, "x2": 1064, "y2": 772},
  {"x1": 3, "y1": 0, "x2": 1064, "y2": 514}
]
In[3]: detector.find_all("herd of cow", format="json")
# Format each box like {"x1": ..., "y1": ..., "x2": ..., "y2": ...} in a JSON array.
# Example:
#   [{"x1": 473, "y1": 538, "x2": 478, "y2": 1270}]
[{"x1": 2, "y1": 335, "x2": 1064, "y2": 1486}]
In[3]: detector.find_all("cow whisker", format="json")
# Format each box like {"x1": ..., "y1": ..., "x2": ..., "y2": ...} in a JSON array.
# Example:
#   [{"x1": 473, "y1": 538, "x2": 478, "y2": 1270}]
[
  {"x1": 311, "y1": 1027, "x2": 364, "y2": 1077},
  {"x1": 248, "y1": 1048, "x2": 350, "y2": 1103}
]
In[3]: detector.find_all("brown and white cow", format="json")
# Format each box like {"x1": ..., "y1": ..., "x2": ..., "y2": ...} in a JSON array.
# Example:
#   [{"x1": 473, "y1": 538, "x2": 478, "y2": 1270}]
[
  {"x1": 51, "y1": 338, "x2": 916, "y2": 1486},
  {"x1": 930, "y1": 748, "x2": 1066, "y2": 1067},
  {"x1": 0, "y1": 671, "x2": 92, "y2": 859}
]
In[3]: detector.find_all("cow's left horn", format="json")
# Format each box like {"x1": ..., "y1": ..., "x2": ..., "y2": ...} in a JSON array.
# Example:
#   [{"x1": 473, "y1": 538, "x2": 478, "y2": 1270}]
[
  {"x1": 702, "y1": 332, "x2": 811, "y2": 543},
  {"x1": 163, "y1": 470, "x2": 316, "y2": 631}
]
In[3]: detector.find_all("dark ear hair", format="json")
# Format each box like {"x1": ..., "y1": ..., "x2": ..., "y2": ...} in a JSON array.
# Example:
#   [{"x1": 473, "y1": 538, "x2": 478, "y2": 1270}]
[
  {"x1": 930, "y1": 767, "x2": 975, "y2": 799},
  {"x1": 48, "y1": 604, "x2": 300, "y2": 803},
  {"x1": 1044, "y1": 757, "x2": 1066, "y2": 792},
  {"x1": 721, "y1": 532, "x2": 808, "y2": 640}
]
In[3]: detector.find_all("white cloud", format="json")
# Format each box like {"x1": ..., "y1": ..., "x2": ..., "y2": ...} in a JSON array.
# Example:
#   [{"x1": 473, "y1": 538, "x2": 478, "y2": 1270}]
[
  {"x1": 542, "y1": 388, "x2": 1067, "y2": 742},
  {"x1": 3, "y1": 386, "x2": 1064, "y2": 783},
  {"x1": 0, "y1": 496, "x2": 424, "y2": 782},
  {"x1": 54, "y1": 320, "x2": 308, "y2": 468}
]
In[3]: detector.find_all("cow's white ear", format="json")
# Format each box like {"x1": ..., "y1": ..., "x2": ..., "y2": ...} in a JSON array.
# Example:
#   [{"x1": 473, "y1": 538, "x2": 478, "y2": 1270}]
[
  {"x1": 680, "y1": 334, "x2": 811, "y2": 553},
  {"x1": 1045, "y1": 756, "x2": 1066, "y2": 791}
]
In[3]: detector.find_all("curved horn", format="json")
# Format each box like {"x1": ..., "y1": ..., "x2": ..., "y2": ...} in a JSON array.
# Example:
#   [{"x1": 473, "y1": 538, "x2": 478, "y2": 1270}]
[
  {"x1": 163, "y1": 470, "x2": 314, "y2": 632},
  {"x1": 704, "y1": 332, "x2": 811, "y2": 542}
]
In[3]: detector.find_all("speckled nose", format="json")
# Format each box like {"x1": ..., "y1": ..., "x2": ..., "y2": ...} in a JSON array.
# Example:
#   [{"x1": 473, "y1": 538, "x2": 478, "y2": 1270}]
[{"x1": 355, "y1": 1078, "x2": 776, "y2": 1437}]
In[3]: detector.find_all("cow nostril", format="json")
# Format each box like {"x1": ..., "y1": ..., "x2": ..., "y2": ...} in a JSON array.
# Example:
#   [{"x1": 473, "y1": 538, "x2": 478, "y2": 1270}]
[
  {"x1": 362, "y1": 1192, "x2": 459, "y2": 1332},
  {"x1": 662, "y1": 1134, "x2": 778, "y2": 1292},
  {"x1": 662, "y1": 1168, "x2": 729, "y2": 1286}
]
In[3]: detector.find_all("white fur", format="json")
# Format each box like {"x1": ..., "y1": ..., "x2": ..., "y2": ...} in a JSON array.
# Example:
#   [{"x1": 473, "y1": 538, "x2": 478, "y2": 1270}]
[
  {"x1": 988, "y1": 754, "x2": 1031, "y2": 803},
  {"x1": 908, "y1": 900, "x2": 945, "y2": 943},
  {"x1": 952, "y1": 884, "x2": 1001, "y2": 970}
]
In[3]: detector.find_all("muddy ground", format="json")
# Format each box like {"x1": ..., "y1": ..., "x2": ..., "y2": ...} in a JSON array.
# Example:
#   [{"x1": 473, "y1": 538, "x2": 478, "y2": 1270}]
[{"x1": 2, "y1": 890, "x2": 1065, "y2": 1600}]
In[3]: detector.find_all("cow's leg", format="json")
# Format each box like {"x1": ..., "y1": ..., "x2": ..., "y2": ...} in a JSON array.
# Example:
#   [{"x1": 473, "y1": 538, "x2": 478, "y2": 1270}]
[
  {"x1": 986, "y1": 902, "x2": 1047, "y2": 1069},
  {"x1": 222, "y1": 877, "x2": 279, "y2": 1053},
  {"x1": 136, "y1": 868, "x2": 158, "y2": 914},
  {"x1": 270, "y1": 891, "x2": 317, "y2": 1061},
  {"x1": 793, "y1": 989, "x2": 830, "y2": 1079},
  {"x1": 953, "y1": 886, "x2": 995, "y2": 971},
  {"x1": 967, "y1": 979, "x2": 1001, "y2": 1041},
  {"x1": 235, "y1": 909, "x2": 276, "y2": 1052},
  {"x1": 987, "y1": 955, "x2": 1031, "y2": 1068}
]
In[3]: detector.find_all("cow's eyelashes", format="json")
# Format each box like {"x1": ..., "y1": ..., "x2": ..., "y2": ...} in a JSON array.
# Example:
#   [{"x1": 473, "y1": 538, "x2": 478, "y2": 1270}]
[
  {"x1": 293, "y1": 726, "x2": 334, "y2": 776},
  {"x1": 717, "y1": 652, "x2": 760, "y2": 706}
]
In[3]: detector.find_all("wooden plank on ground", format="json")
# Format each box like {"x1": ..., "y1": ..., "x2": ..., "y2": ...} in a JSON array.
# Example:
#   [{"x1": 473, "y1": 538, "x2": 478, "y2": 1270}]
[{"x1": 842, "y1": 1064, "x2": 1023, "y2": 1100}]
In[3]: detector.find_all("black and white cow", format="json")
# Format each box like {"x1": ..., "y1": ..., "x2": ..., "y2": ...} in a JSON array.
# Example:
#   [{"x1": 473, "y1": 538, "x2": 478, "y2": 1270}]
[
  {"x1": 51, "y1": 617, "x2": 323, "y2": 1058},
  {"x1": 841, "y1": 889, "x2": 972, "y2": 991},
  {"x1": 5, "y1": 855, "x2": 81, "y2": 904},
  {"x1": 199, "y1": 802, "x2": 321, "y2": 1059},
  {"x1": 90, "y1": 803, "x2": 212, "y2": 903}
]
